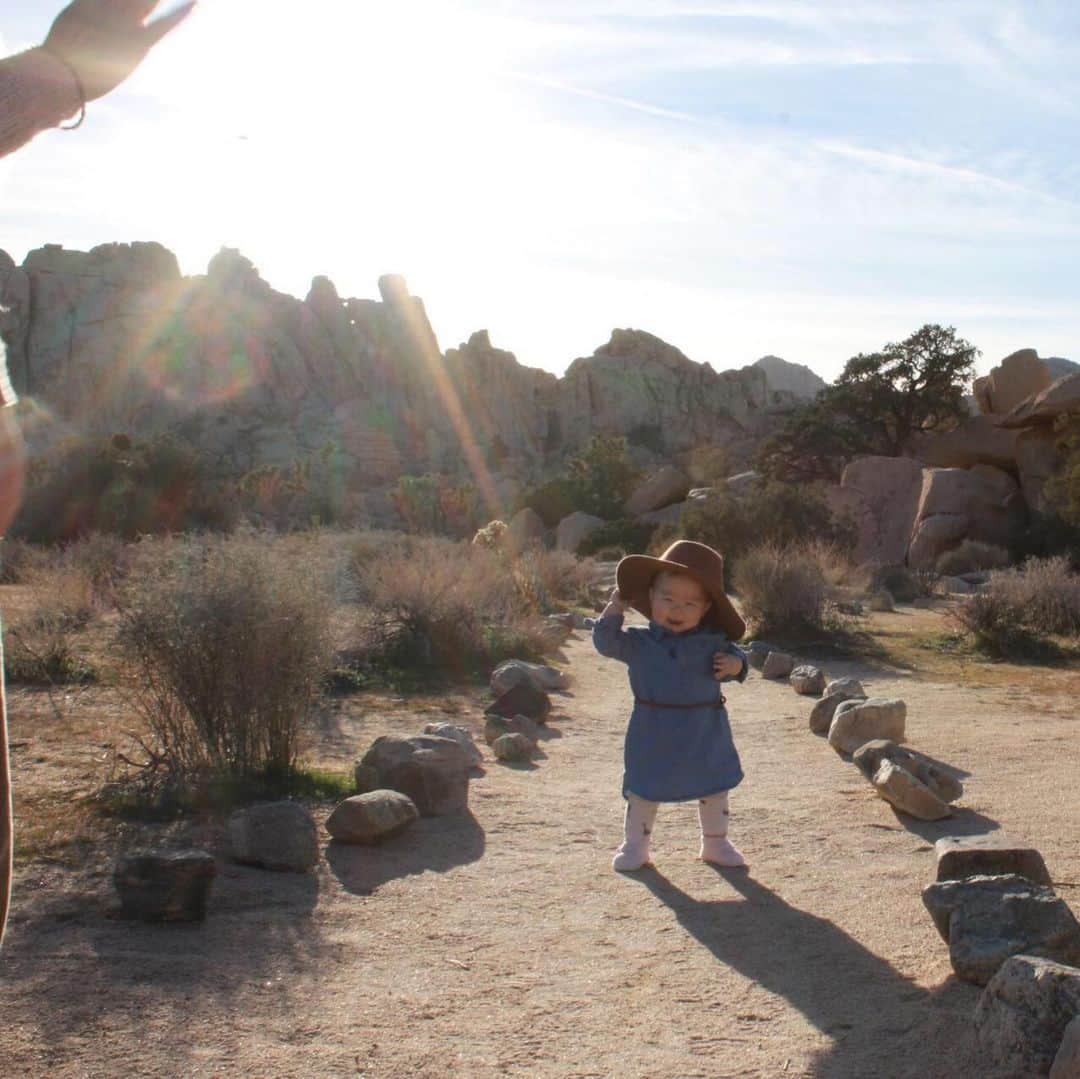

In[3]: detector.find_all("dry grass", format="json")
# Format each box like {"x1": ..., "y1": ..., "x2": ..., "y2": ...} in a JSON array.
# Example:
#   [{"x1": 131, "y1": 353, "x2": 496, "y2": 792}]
[{"x1": 735, "y1": 542, "x2": 827, "y2": 635}]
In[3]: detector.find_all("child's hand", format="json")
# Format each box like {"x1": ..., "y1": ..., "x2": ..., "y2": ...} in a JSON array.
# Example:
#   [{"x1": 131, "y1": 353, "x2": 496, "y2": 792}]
[
  {"x1": 713, "y1": 653, "x2": 743, "y2": 680},
  {"x1": 606, "y1": 588, "x2": 625, "y2": 613}
]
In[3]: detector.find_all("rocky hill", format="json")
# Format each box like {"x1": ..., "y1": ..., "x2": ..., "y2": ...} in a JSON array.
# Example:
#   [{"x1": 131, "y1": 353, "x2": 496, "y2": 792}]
[{"x1": 0, "y1": 242, "x2": 804, "y2": 503}]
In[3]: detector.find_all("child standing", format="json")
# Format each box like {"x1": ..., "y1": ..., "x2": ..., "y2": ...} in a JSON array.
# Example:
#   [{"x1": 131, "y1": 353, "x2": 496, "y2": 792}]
[{"x1": 593, "y1": 539, "x2": 749, "y2": 872}]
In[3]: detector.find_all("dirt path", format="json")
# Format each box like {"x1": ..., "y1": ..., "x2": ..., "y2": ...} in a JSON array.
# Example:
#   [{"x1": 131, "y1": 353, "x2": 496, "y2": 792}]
[{"x1": 4, "y1": 616, "x2": 1080, "y2": 1078}]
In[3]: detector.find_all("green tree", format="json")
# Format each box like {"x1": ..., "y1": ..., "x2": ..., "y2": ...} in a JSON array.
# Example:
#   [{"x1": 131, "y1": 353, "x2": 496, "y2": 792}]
[
  {"x1": 758, "y1": 324, "x2": 979, "y2": 481},
  {"x1": 564, "y1": 435, "x2": 639, "y2": 519}
]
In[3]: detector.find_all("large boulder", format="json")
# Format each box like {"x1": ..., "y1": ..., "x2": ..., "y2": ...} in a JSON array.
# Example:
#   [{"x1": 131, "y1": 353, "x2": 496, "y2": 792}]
[
  {"x1": 923, "y1": 874, "x2": 1080, "y2": 985},
  {"x1": 808, "y1": 688, "x2": 866, "y2": 735},
  {"x1": 555, "y1": 511, "x2": 605, "y2": 553},
  {"x1": 827, "y1": 698, "x2": 906, "y2": 754},
  {"x1": 870, "y1": 759, "x2": 951, "y2": 821},
  {"x1": 935, "y1": 835, "x2": 1052, "y2": 886},
  {"x1": 973, "y1": 348, "x2": 1054, "y2": 416},
  {"x1": 422, "y1": 722, "x2": 483, "y2": 768},
  {"x1": 1015, "y1": 427, "x2": 1062, "y2": 514},
  {"x1": 227, "y1": 801, "x2": 319, "y2": 872},
  {"x1": 485, "y1": 681, "x2": 552, "y2": 723},
  {"x1": 911, "y1": 414, "x2": 1021, "y2": 470},
  {"x1": 840, "y1": 456, "x2": 925, "y2": 565},
  {"x1": 853, "y1": 740, "x2": 962, "y2": 803},
  {"x1": 907, "y1": 513, "x2": 969, "y2": 570},
  {"x1": 998, "y1": 369, "x2": 1080, "y2": 429},
  {"x1": 359, "y1": 734, "x2": 470, "y2": 816},
  {"x1": 762, "y1": 651, "x2": 795, "y2": 680},
  {"x1": 1052, "y1": 1015, "x2": 1080, "y2": 1078},
  {"x1": 975, "y1": 956, "x2": 1080, "y2": 1076},
  {"x1": 113, "y1": 849, "x2": 217, "y2": 922},
  {"x1": 624, "y1": 466, "x2": 691, "y2": 516},
  {"x1": 639, "y1": 501, "x2": 687, "y2": 527},
  {"x1": 325, "y1": 790, "x2": 420, "y2": 844}
]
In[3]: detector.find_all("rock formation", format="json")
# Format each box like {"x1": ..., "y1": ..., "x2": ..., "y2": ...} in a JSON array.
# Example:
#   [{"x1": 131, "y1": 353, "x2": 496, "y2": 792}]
[{"x1": 753, "y1": 354, "x2": 826, "y2": 400}]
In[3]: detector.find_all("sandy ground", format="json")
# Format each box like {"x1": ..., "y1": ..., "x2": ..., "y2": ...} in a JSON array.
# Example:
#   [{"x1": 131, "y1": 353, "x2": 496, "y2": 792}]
[{"x1": 3, "y1": 611, "x2": 1080, "y2": 1078}]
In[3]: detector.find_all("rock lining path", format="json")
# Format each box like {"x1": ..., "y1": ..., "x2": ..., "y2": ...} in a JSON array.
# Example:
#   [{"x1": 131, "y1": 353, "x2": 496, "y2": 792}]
[{"x1": 5, "y1": 619, "x2": 1080, "y2": 1077}]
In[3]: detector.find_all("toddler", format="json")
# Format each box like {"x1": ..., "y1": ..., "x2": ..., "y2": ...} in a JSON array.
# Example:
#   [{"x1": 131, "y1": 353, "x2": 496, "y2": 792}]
[{"x1": 593, "y1": 539, "x2": 749, "y2": 871}]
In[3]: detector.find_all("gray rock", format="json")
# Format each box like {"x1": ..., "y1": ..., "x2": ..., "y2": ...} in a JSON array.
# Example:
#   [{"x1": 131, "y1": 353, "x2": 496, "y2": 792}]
[
  {"x1": 227, "y1": 802, "x2": 319, "y2": 872},
  {"x1": 827, "y1": 697, "x2": 906, "y2": 755},
  {"x1": 114, "y1": 849, "x2": 216, "y2": 922},
  {"x1": 853, "y1": 740, "x2": 963, "y2": 803},
  {"x1": 745, "y1": 641, "x2": 776, "y2": 671},
  {"x1": 762, "y1": 651, "x2": 795, "y2": 680},
  {"x1": 824, "y1": 677, "x2": 865, "y2": 698},
  {"x1": 1051, "y1": 1015, "x2": 1080, "y2": 1079},
  {"x1": 808, "y1": 690, "x2": 867, "y2": 735},
  {"x1": 360, "y1": 734, "x2": 470, "y2": 817},
  {"x1": 353, "y1": 763, "x2": 381, "y2": 793},
  {"x1": 325, "y1": 790, "x2": 419, "y2": 844},
  {"x1": 923, "y1": 874, "x2": 1080, "y2": 985},
  {"x1": 490, "y1": 659, "x2": 568, "y2": 696},
  {"x1": 935, "y1": 835, "x2": 1052, "y2": 886},
  {"x1": 485, "y1": 681, "x2": 551, "y2": 723},
  {"x1": 485, "y1": 713, "x2": 540, "y2": 746},
  {"x1": 492, "y1": 732, "x2": 534, "y2": 762},
  {"x1": 938, "y1": 574, "x2": 975, "y2": 595},
  {"x1": 790, "y1": 664, "x2": 825, "y2": 696},
  {"x1": 867, "y1": 589, "x2": 895, "y2": 612},
  {"x1": 872, "y1": 759, "x2": 951, "y2": 821},
  {"x1": 555, "y1": 511, "x2": 605, "y2": 553},
  {"x1": 975, "y1": 956, "x2": 1080, "y2": 1076},
  {"x1": 423, "y1": 722, "x2": 483, "y2": 767}
]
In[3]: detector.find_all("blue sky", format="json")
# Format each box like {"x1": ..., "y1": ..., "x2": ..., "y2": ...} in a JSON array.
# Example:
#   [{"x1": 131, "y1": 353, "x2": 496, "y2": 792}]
[{"x1": 3, "y1": 1, "x2": 1079, "y2": 382}]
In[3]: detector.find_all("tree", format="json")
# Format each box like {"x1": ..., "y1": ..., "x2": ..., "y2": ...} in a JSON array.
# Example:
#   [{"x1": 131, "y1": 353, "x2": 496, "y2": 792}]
[
  {"x1": 758, "y1": 324, "x2": 979, "y2": 481},
  {"x1": 564, "y1": 435, "x2": 639, "y2": 519}
]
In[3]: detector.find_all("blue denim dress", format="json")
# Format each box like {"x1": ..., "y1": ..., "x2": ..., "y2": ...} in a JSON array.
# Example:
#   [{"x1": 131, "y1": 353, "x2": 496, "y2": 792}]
[{"x1": 593, "y1": 612, "x2": 748, "y2": 802}]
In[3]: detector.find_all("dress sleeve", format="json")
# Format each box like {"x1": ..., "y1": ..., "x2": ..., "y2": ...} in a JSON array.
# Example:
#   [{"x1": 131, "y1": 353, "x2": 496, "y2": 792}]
[
  {"x1": 0, "y1": 47, "x2": 83, "y2": 160},
  {"x1": 719, "y1": 640, "x2": 749, "y2": 683},
  {"x1": 592, "y1": 611, "x2": 635, "y2": 665}
]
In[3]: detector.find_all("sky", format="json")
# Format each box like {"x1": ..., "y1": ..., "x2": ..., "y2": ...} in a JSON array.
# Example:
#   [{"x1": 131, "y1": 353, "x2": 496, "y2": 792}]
[{"x1": 3, "y1": 1, "x2": 1080, "y2": 383}]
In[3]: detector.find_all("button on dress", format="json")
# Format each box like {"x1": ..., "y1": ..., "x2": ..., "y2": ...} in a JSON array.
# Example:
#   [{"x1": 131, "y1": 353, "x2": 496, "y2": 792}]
[{"x1": 593, "y1": 612, "x2": 748, "y2": 802}]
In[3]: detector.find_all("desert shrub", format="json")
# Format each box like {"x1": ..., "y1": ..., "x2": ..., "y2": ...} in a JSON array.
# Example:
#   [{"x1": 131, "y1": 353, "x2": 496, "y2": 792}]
[
  {"x1": 949, "y1": 556, "x2": 1080, "y2": 656},
  {"x1": 351, "y1": 537, "x2": 553, "y2": 679},
  {"x1": 116, "y1": 533, "x2": 333, "y2": 784},
  {"x1": 578, "y1": 518, "x2": 657, "y2": 558},
  {"x1": 936, "y1": 540, "x2": 1010, "y2": 577},
  {"x1": 1009, "y1": 510, "x2": 1080, "y2": 568},
  {"x1": 513, "y1": 548, "x2": 596, "y2": 611},
  {"x1": 519, "y1": 477, "x2": 577, "y2": 528},
  {"x1": 800, "y1": 538, "x2": 869, "y2": 591},
  {"x1": 0, "y1": 538, "x2": 51, "y2": 583},
  {"x1": 734, "y1": 543, "x2": 827, "y2": 634},
  {"x1": 681, "y1": 482, "x2": 854, "y2": 584},
  {"x1": 871, "y1": 564, "x2": 937, "y2": 602},
  {"x1": 392, "y1": 473, "x2": 483, "y2": 537},
  {"x1": 472, "y1": 520, "x2": 508, "y2": 550}
]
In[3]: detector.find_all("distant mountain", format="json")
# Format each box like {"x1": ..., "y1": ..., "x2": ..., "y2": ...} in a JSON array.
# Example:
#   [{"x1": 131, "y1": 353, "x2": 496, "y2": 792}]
[{"x1": 752, "y1": 354, "x2": 826, "y2": 400}]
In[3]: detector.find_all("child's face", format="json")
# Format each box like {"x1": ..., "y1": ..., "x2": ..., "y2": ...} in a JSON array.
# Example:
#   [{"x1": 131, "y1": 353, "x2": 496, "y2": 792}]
[{"x1": 649, "y1": 571, "x2": 711, "y2": 633}]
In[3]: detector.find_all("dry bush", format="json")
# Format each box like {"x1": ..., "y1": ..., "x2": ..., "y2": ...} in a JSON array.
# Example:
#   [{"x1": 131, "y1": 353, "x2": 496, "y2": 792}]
[
  {"x1": 117, "y1": 533, "x2": 333, "y2": 783},
  {"x1": 0, "y1": 538, "x2": 51, "y2": 583},
  {"x1": 60, "y1": 531, "x2": 133, "y2": 608},
  {"x1": 513, "y1": 548, "x2": 596, "y2": 611},
  {"x1": 352, "y1": 536, "x2": 550, "y2": 677},
  {"x1": 949, "y1": 556, "x2": 1080, "y2": 656},
  {"x1": 800, "y1": 538, "x2": 870, "y2": 591},
  {"x1": 936, "y1": 540, "x2": 1010, "y2": 577},
  {"x1": 734, "y1": 542, "x2": 827, "y2": 635},
  {"x1": 472, "y1": 520, "x2": 508, "y2": 550}
]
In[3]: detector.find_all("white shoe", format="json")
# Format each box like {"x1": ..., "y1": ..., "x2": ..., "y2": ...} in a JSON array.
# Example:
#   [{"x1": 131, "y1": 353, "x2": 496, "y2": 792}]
[
  {"x1": 700, "y1": 836, "x2": 747, "y2": 867},
  {"x1": 612, "y1": 841, "x2": 651, "y2": 872}
]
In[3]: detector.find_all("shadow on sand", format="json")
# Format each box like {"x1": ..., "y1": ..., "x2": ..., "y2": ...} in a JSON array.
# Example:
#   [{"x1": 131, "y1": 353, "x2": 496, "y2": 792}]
[{"x1": 633, "y1": 867, "x2": 981, "y2": 1078}]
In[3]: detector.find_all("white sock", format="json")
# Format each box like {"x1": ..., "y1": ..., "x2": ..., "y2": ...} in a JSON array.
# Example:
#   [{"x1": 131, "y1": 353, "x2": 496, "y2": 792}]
[{"x1": 612, "y1": 795, "x2": 658, "y2": 871}]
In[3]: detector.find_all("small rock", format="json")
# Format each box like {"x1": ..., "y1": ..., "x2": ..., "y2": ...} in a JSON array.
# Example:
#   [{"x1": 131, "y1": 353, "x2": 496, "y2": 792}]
[
  {"x1": 423, "y1": 722, "x2": 483, "y2": 767},
  {"x1": 824, "y1": 677, "x2": 865, "y2": 698},
  {"x1": 762, "y1": 651, "x2": 795, "y2": 680},
  {"x1": 853, "y1": 740, "x2": 963, "y2": 803},
  {"x1": 827, "y1": 697, "x2": 906, "y2": 755},
  {"x1": 485, "y1": 681, "x2": 551, "y2": 724},
  {"x1": 490, "y1": 659, "x2": 569, "y2": 696},
  {"x1": 492, "y1": 732, "x2": 534, "y2": 762},
  {"x1": 485, "y1": 713, "x2": 540, "y2": 747},
  {"x1": 745, "y1": 641, "x2": 776, "y2": 671},
  {"x1": 1051, "y1": 1015, "x2": 1080, "y2": 1079},
  {"x1": 227, "y1": 802, "x2": 319, "y2": 872},
  {"x1": 872, "y1": 759, "x2": 951, "y2": 821},
  {"x1": 808, "y1": 690, "x2": 866, "y2": 735},
  {"x1": 867, "y1": 590, "x2": 895, "y2": 612},
  {"x1": 790, "y1": 664, "x2": 825, "y2": 696},
  {"x1": 935, "y1": 834, "x2": 1052, "y2": 885},
  {"x1": 923, "y1": 874, "x2": 1080, "y2": 985},
  {"x1": 113, "y1": 849, "x2": 216, "y2": 922},
  {"x1": 325, "y1": 790, "x2": 419, "y2": 844},
  {"x1": 976, "y1": 956, "x2": 1080, "y2": 1076}
]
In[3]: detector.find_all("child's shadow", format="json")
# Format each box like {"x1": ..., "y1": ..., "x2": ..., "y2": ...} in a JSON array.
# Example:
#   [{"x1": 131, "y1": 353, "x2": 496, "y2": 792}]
[{"x1": 633, "y1": 867, "x2": 978, "y2": 1077}]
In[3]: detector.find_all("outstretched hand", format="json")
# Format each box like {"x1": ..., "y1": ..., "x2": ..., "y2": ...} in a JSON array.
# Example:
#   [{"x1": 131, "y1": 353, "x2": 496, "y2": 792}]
[{"x1": 44, "y1": 0, "x2": 195, "y2": 102}]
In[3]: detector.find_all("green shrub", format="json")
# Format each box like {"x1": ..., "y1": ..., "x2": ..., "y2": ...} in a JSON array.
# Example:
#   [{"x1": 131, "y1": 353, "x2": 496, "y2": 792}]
[
  {"x1": 117, "y1": 533, "x2": 333, "y2": 783},
  {"x1": 578, "y1": 518, "x2": 657, "y2": 558},
  {"x1": 519, "y1": 477, "x2": 577, "y2": 528},
  {"x1": 936, "y1": 540, "x2": 1010, "y2": 577},
  {"x1": 734, "y1": 543, "x2": 827, "y2": 634}
]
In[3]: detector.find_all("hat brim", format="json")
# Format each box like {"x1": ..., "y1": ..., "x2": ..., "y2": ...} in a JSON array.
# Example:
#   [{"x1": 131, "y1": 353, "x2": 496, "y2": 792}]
[{"x1": 616, "y1": 554, "x2": 746, "y2": 641}]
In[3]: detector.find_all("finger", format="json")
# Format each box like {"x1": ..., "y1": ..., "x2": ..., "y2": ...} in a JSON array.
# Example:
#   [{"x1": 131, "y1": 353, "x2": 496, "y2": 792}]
[{"x1": 142, "y1": 1, "x2": 196, "y2": 45}]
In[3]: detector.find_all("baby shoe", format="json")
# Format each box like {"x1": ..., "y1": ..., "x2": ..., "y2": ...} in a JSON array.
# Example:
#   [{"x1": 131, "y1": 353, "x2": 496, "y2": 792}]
[
  {"x1": 699, "y1": 836, "x2": 747, "y2": 868},
  {"x1": 612, "y1": 841, "x2": 651, "y2": 872}
]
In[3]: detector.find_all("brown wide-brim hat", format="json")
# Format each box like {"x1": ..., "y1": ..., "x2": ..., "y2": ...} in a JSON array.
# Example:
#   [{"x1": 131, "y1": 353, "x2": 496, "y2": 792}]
[{"x1": 616, "y1": 539, "x2": 745, "y2": 641}]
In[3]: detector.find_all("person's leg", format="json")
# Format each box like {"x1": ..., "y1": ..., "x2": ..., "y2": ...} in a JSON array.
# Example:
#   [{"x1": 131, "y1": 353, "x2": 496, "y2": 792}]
[
  {"x1": 698, "y1": 791, "x2": 746, "y2": 867},
  {"x1": 612, "y1": 794, "x2": 658, "y2": 871}
]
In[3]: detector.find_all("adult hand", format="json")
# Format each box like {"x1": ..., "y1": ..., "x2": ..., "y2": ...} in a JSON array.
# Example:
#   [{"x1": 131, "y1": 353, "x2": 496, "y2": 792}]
[{"x1": 43, "y1": 0, "x2": 195, "y2": 102}]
